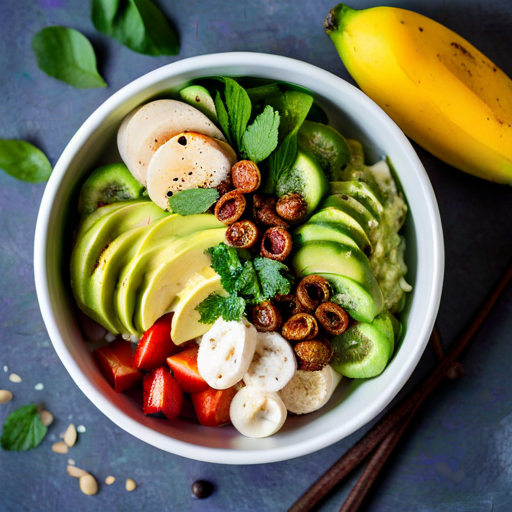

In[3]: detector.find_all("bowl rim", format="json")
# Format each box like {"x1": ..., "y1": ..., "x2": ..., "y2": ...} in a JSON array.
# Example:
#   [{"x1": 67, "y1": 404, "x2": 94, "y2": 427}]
[{"x1": 34, "y1": 51, "x2": 444, "y2": 465}]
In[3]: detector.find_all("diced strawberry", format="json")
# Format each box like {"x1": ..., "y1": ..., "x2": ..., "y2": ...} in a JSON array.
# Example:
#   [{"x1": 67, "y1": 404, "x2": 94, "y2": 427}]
[
  {"x1": 167, "y1": 345, "x2": 209, "y2": 394},
  {"x1": 132, "y1": 313, "x2": 180, "y2": 371},
  {"x1": 191, "y1": 387, "x2": 238, "y2": 427},
  {"x1": 93, "y1": 341, "x2": 142, "y2": 393},
  {"x1": 143, "y1": 367, "x2": 183, "y2": 420}
]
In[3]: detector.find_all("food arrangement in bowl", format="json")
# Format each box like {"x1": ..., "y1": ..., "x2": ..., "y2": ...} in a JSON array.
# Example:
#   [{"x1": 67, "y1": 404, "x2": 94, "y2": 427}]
[{"x1": 70, "y1": 76, "x2": 412, "y2": 439}]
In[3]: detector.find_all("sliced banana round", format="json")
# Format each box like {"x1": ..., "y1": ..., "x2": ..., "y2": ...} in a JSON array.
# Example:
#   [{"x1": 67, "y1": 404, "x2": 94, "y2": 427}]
[
  {"x1": 197, "y1": 318, "x2": 257, "y2": 390},
  {"x1": 243, "y1": 332, "x2": 297, "y2": 393},
  {"x1": 146, "y1": 132, "x2": 237, "y2": 210},
  {"x1": 279, "y1": 365, "x2": 342, "y2": 415},
  {"x1": 230, "y1": 387, "x2": 287, "y2": 438},
  {"x1": 117, "y1": 99, "x2": 226, "y2": 186}
]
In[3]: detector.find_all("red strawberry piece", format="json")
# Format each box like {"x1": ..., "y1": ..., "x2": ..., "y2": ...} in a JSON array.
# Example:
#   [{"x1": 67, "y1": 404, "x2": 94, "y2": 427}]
[
  {"x1": 132, "y1": 313, "x2": 180, "y2": 371},
  {"x1": 191, "y1": 387, "x2": 238, "y2": 427},
  {"x1": 143, "y1": 367, "x2": 183, "y2": 420},
  {"x1": 167, "y1": 345, "x2": 209, "y2": 394},
  {"x1": 93, "y1": 339, "x2": 142, "y2": 393}
]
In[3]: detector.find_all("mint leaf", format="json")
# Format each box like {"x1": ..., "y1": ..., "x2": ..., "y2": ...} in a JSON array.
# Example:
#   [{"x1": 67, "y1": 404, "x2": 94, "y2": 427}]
[
  {"x1": 241, "y1": 106, "x2": 280, "y2": 163},
  {"x1": 253, "y1": 257, "x2": 295, "y2": 300},
  {"x1": 92, "y1": 0, "x2": 179, "y2": 56},
  {"x1": 206, "y1": 243, "x2": 243, "y2": 294},
  {"x1": 168, "y1": 188, "x2": 219, "y2": 215},
  {"x1": 235, "y1": 260, "x2": 263, "y2": 303},
  {"x1": 223, "y1": 77, "x2": 252, "y2": 152},
  {"x1": 1, "y1": 405, "x2": 48, "y2": 451},
  {"x1": 214, "y1": 91, "x2": 231, "y2": 144},
  {"x1": 0, "y1": 141, "x2": 52, "y2": 183},
  {"x1": 265, "y1": 91, "x2": 313, "y2": 192},
  {"x1": 196, "y1": 293, "x2": 246, "y2": 324},
  {"x1": 32, "y1": 27, "x2": 106, "y2": 89}
]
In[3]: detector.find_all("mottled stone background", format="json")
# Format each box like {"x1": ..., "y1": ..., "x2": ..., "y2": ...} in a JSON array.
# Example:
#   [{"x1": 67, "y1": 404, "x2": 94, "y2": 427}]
[{"x1": 1, "y1": 1, "x2": 512, "y2": 510}]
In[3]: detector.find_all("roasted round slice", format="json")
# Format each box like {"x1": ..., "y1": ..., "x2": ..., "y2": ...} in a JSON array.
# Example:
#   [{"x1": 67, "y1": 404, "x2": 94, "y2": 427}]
[
  {"x1": 117, "y1": 99, "x2": 226, "y2": 185},
  {"x1": 146, "y1": 132, "x2": 237, "y2": 210}
]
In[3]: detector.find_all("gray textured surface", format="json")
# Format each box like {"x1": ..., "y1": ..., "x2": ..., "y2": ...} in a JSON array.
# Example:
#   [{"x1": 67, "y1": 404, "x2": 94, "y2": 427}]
[{"x1": 1, "y1": 0, "x2": 512, "y2": 510}]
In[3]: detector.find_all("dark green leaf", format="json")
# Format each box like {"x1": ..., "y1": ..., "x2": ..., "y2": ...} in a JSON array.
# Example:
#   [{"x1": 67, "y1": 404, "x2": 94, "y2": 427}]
[
  {"x1": 223, "y1": 77, "x2": 252, "y2": 152},
  {"x1": 253, "y1": 257, "x2": 295, "y2": 300},
  {"x1": 1, "y1": 405, "x2": 48, "y2": 451},
  {"x1": 246, "y1": 83, "x2": 282, "y2": 103},
  {"x1": 168, "y1": 188, "x2": 219, "y2": 216},
  {"x1": 196, "y1": 293, "x2": 246, "y2": 324},
  {"x1": 0, "y1": 141, "x2": 52, "y2": 183},
  {"x1": 92, "y1": 0, "x2": 179, "y2": 56},
  {"x1": 214, "y1": 91, "x2": 231, "y2": 144},
  {"x1": 205, "y1": 243, "x2": 243, "y2": 294},
  {"x1": 32, "y1": 27, "x2": 106, "y2": 89},
  {"x1": 241, "y1": 106, "x2": 280, "y2": 163},
  {"x1": 306, "y1": 102, "x2": 329, "y2": 125}
]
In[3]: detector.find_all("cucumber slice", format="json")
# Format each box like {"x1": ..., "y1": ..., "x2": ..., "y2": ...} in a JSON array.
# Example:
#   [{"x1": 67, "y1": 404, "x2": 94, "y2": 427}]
[
  {"x1": 330, "y1": 312, "x2": 394, "y2": 379},
  {"x1": 293, "y1": 223, "x2": 360, "y2": 251},
  {"x1": 330, "y1": 181, "x2": 383, "y2": 220},
  {"x1": 320, "y1": 194, "x2": 378, "y2": 234},
  {"x1": 179, "y1": 85, "x2": 218, "y2": 123}
]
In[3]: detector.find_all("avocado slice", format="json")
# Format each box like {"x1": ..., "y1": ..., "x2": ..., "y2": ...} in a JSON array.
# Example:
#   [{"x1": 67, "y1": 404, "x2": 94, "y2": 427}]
[
  {"x1": 320, "y1": 194, "x2": 378, "y2": 234},
  {"x1": 292, "y1": 241, "x2": 384, "y2": 317},
  {"x1": 70, "y1": 201, "x2": 166, "y2": 326},
  {"x1": 275, "y1": 148, "x2": 329, "y2": 217},
  {"x1": 330, "y1": 181, "x2": 383, "y2": 220},
  {"x1": 78, "y1": 163, "x2": 145, "y2": 217},
  {"x1": 75, "y1": 201, "x2": 129, "y2": 242},
  {"x1": 330, "y1": 312, "x2": 394, "y2": 379},
  {"x1": 179, "y1": 85, "x2": 218, "y2": 124},
  {"x1": 297, "y1": 120, "x2": 351, "y2": 180},
  {"x1": 293, "y1": 223, "x2": 360, "y2": 251},
  {"x1": 114, "y1": 214, "x2": 224, "y2": 334},
  {"x1": 170, "y1": 274, "x2": 226, "y2": 345},
  {"x1": 134, "y1": 228, "x2": 226, "y2": 333},
  {"x1": 315, "y1": 272, "x2": 383, "y2": 323},
  {"x1": 309, "y1": 207, "x2": 371, "y2": 253}
]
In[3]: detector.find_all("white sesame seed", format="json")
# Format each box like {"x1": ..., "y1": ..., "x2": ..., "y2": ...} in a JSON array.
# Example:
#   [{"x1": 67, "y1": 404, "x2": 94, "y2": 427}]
[
  {"x1": 77, "y1": 425, "x2": 86, "y2": 433},
  {"x1": 34, "y1": 383, "x2": 44, "y2": 391}
]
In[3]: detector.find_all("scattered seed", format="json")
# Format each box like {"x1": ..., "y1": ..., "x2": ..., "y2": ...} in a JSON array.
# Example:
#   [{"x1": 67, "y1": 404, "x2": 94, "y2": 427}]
[
  {"x1": 3, "y1": 366, "x2": 7, "y2": 373},
  {"x1": 9, "y1": 374, "x2": 21, "y2": 383},
  {"x1": 105, "y1": 332, "x2": 116, "y2": 342},
  {"x1": 80, "y1": 474, "x2": 98, "y2": 495},
  {"x1": 52, "y1": 441, "x2": 69, "y2": 454},
  {"x1": 67, "y1": 465, "x2": 88, "y2": 478},
  {"x1": 125, "y1": 478, "x2": 137, "y2": 491},
  {"x1": 39, "y1": 410, "x2": 54, "y2": 426},
  {"x1": 68, "y1": 459, "x2": 76, "y2": 465},
  {"x1": 191, "y1": 480, "x2": 214, "y2": 499},
  {"x1": 77, "y1": 425, "x2": 86, "y2": 433},
  {"x1": 105, "y1": 476, "x2": 115, "y2": 485},
  {"x1": 0, "y1": 390, "x2": 13, "y2": 404},
  {"x1": 34, "y1": 383, "x2": 44, "y2": 391},
  {"x1": 64, "y1": 424, "x2": 77, "y2": 447}
]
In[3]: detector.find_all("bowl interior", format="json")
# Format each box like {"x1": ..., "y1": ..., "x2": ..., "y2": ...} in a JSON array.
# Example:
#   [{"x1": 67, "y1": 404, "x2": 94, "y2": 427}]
[{"x1": 35, "y1": 53, "x2": 443, "y2": 464}]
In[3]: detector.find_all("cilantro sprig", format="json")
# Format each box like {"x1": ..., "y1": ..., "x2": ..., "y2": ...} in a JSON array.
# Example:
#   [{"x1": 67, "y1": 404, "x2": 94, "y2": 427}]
[{"x1": 197, "y1": 243, "x2": 295, "y2": 324}]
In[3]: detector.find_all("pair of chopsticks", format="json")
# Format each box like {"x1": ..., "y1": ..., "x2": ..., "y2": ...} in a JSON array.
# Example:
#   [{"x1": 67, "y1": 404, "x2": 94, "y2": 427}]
[{"x1": 289, "y1": 258, "x2": 512, "y2": 512}]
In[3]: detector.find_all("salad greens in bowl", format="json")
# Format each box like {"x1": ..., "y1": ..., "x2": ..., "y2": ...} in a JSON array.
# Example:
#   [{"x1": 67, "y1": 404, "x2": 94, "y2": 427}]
[{"x1": 34, "y1": 53, "x2": 443, "y2": 464}]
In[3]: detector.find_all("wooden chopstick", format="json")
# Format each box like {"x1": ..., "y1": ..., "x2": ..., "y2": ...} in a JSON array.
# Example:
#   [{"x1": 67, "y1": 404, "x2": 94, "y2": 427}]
[{"x1": 289, "y1": 258, "x2": 512, "y2": 512}]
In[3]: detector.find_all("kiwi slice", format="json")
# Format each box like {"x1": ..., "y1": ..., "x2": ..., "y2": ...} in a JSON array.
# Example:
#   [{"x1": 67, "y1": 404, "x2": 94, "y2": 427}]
[
  {"x1": 78, "y1": 163, "x2": 145, "y2": 216},
  {"x1": 330, "y1": 312, "x2": 394, "y2": 379}
]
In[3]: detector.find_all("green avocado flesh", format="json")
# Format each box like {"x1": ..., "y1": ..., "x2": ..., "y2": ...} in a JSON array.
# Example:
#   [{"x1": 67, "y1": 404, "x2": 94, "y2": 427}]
[
  {"x1": 297, "y1": 120, "x2": 351, "y2": 180},
  {"x1": 292, "y1": 241, "x2": 384, "y2": 322},
  {"x1": 78, "y1": 163, "x2": 145, "y2": 217},
  {"x1": 71, "y1": 200, "x2": 225, "y2": 335},
  {"x1": 330, "y1": 181, "x2": 383, "y2": 220},
  {"x1": 179, "y1": 85, "x2": 218, "y2": 123},
  {"x1": 275, "y1": 148, "x2": 329, "y2": 217},
  {"x1": 294, "y1": 223, "x2": 360, "y2": 251},
  {"x1": 320, "y1": 195, "x2": 377, "y2": 235},
  {"x1": 330, "y1": 312, "x2": 394, "y2": 379}
]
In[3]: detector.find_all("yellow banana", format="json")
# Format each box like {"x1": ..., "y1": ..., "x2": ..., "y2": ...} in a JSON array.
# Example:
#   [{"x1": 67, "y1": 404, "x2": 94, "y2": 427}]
[{"x1": 325, "y1": 4, "x2": 512, "y2": 185}]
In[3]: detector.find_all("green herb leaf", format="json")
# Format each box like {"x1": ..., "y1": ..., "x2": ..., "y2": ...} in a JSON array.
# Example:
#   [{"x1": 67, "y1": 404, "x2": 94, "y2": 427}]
[
  {"x1": 196, "y1": 293, "x2": 246, "y2": 324},
  {"x1": 214, "y1": 91, "x2": 231, "y2": 144},
  {"x1": 1, "y1": 405, "x2": 48, "y2": 451},
  {"x1": 92, "y1": 0, "x2": 179, "y2": 56},
  {"x1": 0, "y1": 141, "x2": 52, "y2": 183},
  {"x1": 205, "y1": 243, "x2": 243, "y2": 294},
  {"x1": 235, "y1": 260, "x2": 263, "y2": 302},
  {"x1": 241, "y1": 106, "x2": 280, "y2": 163},
  {"x1": 265, "y1": 91, "x2": 313, "y2": 192},
  {"x1": 223, "y1": 77, "x2": 252, "y2": 152},
  {"x1": 246, "y1": 83, "x2": 282, "y2": 103},
  {"x1": 168, "y1": 188, "x2": 219, "y2": 216},
  {"x1": 32, "y1": 27, "x2": 106, "y2": 89},
  {"x1": 253, "y1": 257, "x2": 295, "y2": 300}
]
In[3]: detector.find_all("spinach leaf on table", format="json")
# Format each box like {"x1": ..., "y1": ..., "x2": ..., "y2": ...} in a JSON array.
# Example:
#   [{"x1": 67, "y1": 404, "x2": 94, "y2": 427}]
[{"x1": 0, "y1": 141, "x2": 52, "y2": 183}]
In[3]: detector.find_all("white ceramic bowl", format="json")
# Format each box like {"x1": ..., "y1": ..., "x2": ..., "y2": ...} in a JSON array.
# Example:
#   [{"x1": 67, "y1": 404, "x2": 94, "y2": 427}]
[{"x1": 34, "y1": 52, "x2": 444, "y2": 465}]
